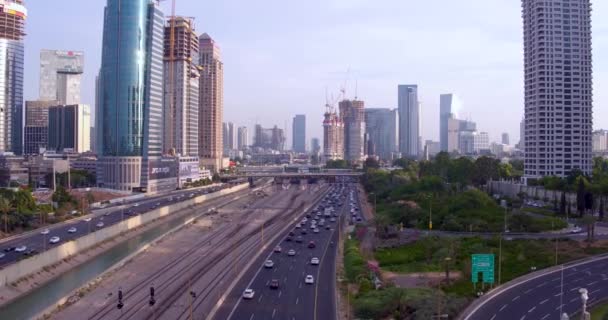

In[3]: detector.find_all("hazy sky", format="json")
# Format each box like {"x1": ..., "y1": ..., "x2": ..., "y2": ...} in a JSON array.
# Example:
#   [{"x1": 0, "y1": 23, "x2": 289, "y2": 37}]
[{"x1": 24, "y1": 0, "x2": 608, "y2": 147}]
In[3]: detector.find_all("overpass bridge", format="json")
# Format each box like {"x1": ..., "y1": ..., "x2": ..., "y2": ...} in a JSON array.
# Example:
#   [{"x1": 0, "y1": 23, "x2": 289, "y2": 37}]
[{"x1": 221, "y1": 170, "x2": 362, "y2": 184}]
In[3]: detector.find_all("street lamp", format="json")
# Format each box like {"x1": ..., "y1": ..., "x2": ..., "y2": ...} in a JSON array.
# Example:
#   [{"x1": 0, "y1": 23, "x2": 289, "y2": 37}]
[{"x1": 579, "y1": 288, "x2": 591, "y2": 320}]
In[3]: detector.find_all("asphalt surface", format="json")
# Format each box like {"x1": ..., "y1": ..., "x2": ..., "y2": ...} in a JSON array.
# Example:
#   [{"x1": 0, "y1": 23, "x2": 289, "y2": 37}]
[
  {"x1": 464, "y1": 256, "x2": 608, "y2": 320},
  {"x1": 0, "y1": 183, "x2": 236, "y2": 267},
  {"x1": 214, "y1": 182, "x2": 361, "y2": 320}
]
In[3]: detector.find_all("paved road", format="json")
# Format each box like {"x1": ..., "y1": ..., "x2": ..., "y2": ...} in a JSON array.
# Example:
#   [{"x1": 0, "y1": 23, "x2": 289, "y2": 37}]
[
  {"x1": 0, "y1": 183, "x2": 237, "y2": 267},
  {"x1": 464, "y1": 256, "x2": 608, "y2": 320},
  {"x1": 213, "y1": 183, "x2": 361, "y2": 320}
]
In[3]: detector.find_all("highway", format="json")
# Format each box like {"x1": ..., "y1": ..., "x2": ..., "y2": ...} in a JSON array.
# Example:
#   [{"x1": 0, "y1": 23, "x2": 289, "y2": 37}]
[
  {"x1": 213, "y1": 182, "x2": 362, "y2": 320},
  {"x1": 0, "y1": 183, "x2": 234, "y2": 267},
  {"x1": 463, "y1": 256, "x2": 608, "y2": 320}
]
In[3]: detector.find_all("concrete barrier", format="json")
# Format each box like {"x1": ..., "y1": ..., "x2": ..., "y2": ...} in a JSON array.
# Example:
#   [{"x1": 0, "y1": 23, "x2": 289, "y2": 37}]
[{"x1": 0, "y1": 183, "x2": 249, "y2": 288}]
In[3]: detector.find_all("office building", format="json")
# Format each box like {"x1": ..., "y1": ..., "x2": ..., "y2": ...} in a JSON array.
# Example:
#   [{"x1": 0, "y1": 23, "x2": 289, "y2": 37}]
[
  {"x1": 447, "y1": 118, "x2": 478, "y2": 154},
  {"x1": 237, "y1": 126, "x2": 248, "y2": 150},
  {"x1": 502, "y1": 133, "x2": 510, "y2": 146},
  {"x1": 48, "y1": 104, "x2": 91, "y2": 153},
  {"x1": 97, "y1": 0, "x2": 172, "y2": 192},
  {"x1": 365, "y1": 108, "x2": 398, "y2": 160},
  {"x1": 253, "y1": 124, "x2": 285, "y2": 151},
  {"x1": 198, "y1": 33, "x2": 224, "y2": 172},
  {"x1": 292, "y1": 114, "x2": 306, "y2": 153},
  {"x1": 311, "y1": 138, "x2": 321, "y2": 154},
  {"x1": 339, "y1": 99, "x2": 365, "y2": 162},
  {"x1": 0, "y1": 0, "x2": 26, "y2": 155},
  {"x1": 424, "y1": 140, "x2": 441, "y2": 157},
  {"x1": 227, "y1": 122, "x2": 235, "y2": 150},
  {"x1": 163, "y1": 17, "x2": 200, "y2": 157},
  {"x1": 593, "y1": 130, "x2": 608, "y2": 154},
  {"x1": 522, "y1": 0, "x2": 593, "y2": 178},
  {"x1": 323, "y1": 110, "x2": 344, "y2": 161},
  {"x1": 398, "y1": 85, "x2": 420, "y2": 158},
  {"x1": 39, "y1": 49, "x2": 84, "y2": 105},
  {"x1": 439, "y1": 94, "x2": 460, "y2": 152},
  {"x1": 24, "y1": 100, "x2": 56, "y2": 155}
]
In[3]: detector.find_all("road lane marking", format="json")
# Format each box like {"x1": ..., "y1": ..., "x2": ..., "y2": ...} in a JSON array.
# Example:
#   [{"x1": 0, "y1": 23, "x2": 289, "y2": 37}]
[
  {"x1": 499, "y1": 304, "x2": 508, "y2": 312},
  {"x1": 554, "y1": 293, "x2": 562, "y2": 297},
  {"x1": 490, "y1": 315, "x2": 496, "y2": 320},
  {"x1": 539, "y1": 298, "x2": 549, "y2": 305},
  {"x1": 555, "y1": 304, "x2": 564, "y2": 311},
  {"x1": 541, "y1": 314, "x2": 550, "y2": 320},
  {"x1": 524, "y1": 288, "x2": 533, "y2": 294},
  {"x1": 520, "y1": 315, "x2": 526, "y2": 320},
  {"x1": 587, "y1": 281, "x2": 598, "y2": 286},
  {"x1": 528, "y1": 306, "x2": 536, "y2": 313},
  {"x1": 249, "y1": 314, "x2": 255, "y2": 320},
  {"x1": 591, "y1": 289, "x2": 601, "y2": 295},
  {"x1": 570, "y1": 287, "x2": 580, "y2": 292},
  {"x1": 296, "y1": 297, "x2": 299, "y2": 305},
  {"x1": 278, "y1": 290, "x2": 282, "y2": 298},
  {"x1": 272, "y1": 309, "x2": 276, "y2": 319},
  {"x1": 570, "y1": 297, "x2": 578, "y2": 303},
  {"x1": 258, "y1": 294, "x2": 263, "y2": 303},
  {"x1": 512, "y1": 296, "x2": 520, "y2": 302},
  {"x1": 536, "y1": 282, "x2": 547, "y2": 288}
]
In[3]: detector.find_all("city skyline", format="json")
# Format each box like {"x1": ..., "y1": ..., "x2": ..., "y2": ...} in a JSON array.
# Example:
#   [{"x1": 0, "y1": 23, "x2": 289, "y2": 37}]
[{"x1": 24, "y1": 0, "x2": 608, "y2": 145}]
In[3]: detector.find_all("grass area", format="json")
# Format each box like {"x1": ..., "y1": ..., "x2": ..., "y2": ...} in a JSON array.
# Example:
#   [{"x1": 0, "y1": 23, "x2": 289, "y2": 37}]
[
  {"x1": 521, "y1": 206, "x2": 558, "y2": 216},
  {"x1": 592, "y1": 301, "x2": 608, "y2": 320},
  {"x1": 344, "y1": 238, "x2": 366, "y2": 283}
]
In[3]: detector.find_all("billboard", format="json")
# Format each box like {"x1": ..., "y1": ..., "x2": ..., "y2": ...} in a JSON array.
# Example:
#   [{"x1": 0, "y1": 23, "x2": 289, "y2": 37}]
[
  {"x1": 179, "y1": 161, "x2": 200, "y2": 182},
  {"x1": 148, "y1": 158, "x2": 178, "y2": 181}
]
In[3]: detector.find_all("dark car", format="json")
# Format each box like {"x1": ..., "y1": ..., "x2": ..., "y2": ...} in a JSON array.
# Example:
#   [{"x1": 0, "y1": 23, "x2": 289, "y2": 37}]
[
  {"x1": 4, "y1": 247, "x2": 15, "y2": 252},
  {"x1": 296, "y1": 236, "x2": 304, "y2": 243},
  {"x1": 285, "y1": 236, "x2": 293, "y2": 242},
  {"x1": 289, "y1": 231, "x2": 295, "y2": 236},
  {"x1": 308, "y1": 241, "x2": 316, "y2": 249},
  {"x1": 270, "y1": 279, "x2": 280, "y2": 289},
  {"x1": 301, "y1": 230, "x2": 307, "y2": 235}
]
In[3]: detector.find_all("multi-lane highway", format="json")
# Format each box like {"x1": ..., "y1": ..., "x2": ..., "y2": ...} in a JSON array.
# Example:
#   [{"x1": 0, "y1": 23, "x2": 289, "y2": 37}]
[
  {"x1": 213, "y1": 182, "x2": 362, "y2": 320},
  {"x1": 0, "y1": 183, "x2": 233, "y2": 267},
  {"x1": 463, "y1": 256, "x2": 608, "y2": 320}
]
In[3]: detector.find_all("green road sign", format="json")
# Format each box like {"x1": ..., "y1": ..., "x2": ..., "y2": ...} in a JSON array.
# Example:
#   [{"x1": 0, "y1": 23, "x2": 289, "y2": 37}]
[{"x1": 471, "y1": 254, "x2": 495, "y2": 284}]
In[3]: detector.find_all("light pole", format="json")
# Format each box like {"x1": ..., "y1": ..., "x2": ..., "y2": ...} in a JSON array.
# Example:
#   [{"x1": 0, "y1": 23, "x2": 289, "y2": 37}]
[
  {"x1": 580, "y1": 288, "x2": 590, "y2": 320},
  {"x1": 427, "y1": 194, "x2": 433, "y2": 232},
  {"x1": 444, "y1": 257, "x2": 451, "y2": 284}
]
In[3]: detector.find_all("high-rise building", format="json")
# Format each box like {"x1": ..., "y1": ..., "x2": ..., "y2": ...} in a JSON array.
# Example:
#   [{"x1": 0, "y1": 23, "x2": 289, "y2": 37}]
[
  {"x1": 522, "y1": 0, "x2": 593, "y2": 178},
  {"x1": 501, "y1": 133, "x2": 510, "y2": 146},
  {"x1": 97, "y1": 0, "x2": 172, "y2": 192},
  {"x1": 198, "y1": 33, "x2": 224, "y2": 172},
  {"x1": 39, "y1": 50, "x2": 84, "y2": 105},
  {"x1": 311, "y1": 138, "x2": 321, "y2": 154},
  {"x1": 424, "y1": 140, "x2": 441, "y2": 157},
  {"x1": 323, "y1": 110, "x2": 344, "y2": 161},
  {"x1": 253, "y1": 124, "x2": 285, "y2": 151},
  {"x1": 222, "y1": 122, "x2": 235, "y2": 151},
  {"x1": 447, "y1": 118, "x2": 478, "y2": 154},
  {"x1": 365, "y1": 108, "x2": 399, "y2": 160},
  {"x1": 24, "y1": 100, "x2": 56, "y2": 155},
  {"x1": 292, "y1": 115, "x2": 306, "y2": 153},
  {"x1": 237, "y1": 126, "x2": 248, "y2": 150},
  {"x1": 48, "y1": 104, "x2": 91, "y2": 153},
  {"x1": 593, "y1": 130, "x2": 608, "y2": 154},
  {"x1": 398, "y1": 85, "x2": 420, "y2": 158},
  {"x1": 163, "y1": 17, "x2": 200, "y2": 157},
  {"x1": 0, "y1": 0, "x2": 26, "y2": 155},
  {"x1": 439, "y1": 94, "x2": 460, "y2": 152},
  {"x1": 339, "y1": 99, "x2": 365, "y2": 162},
  {"x1": 518, "y1": 118, "x2": 525, "y2": 149}
]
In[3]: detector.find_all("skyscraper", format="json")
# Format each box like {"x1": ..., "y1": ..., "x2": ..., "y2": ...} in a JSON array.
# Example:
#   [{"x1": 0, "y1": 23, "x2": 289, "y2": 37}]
[
  {"x1": 198, "y1": 33, "x2": 224, "y2": 172},
  {"x1": 311, "y1": 138, "x2": 321, "y2": 154},
  {"x1": 163, "y1": 17, "x2": 200, "y2": 157},
  {"x1": 440, "y1": 94, "x2": 460, "y2": 152},
  {"x1": 398, "y1": 85, "x2": 420, "y2": 158},
  {"x1": 501, "y1": 133, "x2": 510, "y2": 146},
  {"x1": 522, "y1": 0, "x2": 593, "y2": 178},
  {"x1": 48, "y1": 104, "x2": 91, "y2": 153},
  {"x1": 0, "y1": 0, "x2": 26, "y2": 155},
  {"x1": 365, "y1": 108, "x2": 399, "y2": 160},
  {"x1": 323, "y1": 109, "x2": 344, "y2": 161},
  {"x1": 39, "y1": 50, "x2": 84, "y2": 105},
  {"x1": 237, "y1": 126, "x2": 248, "y2": 150},
  {"x1": 339, "y1": 99, "x2": 365, "y2": 162},
  {"x1": 24, "y1": 100, "x2": 56, "y2": 155},
  {"x1": 97, "y1": 0, "x2": 171, "y2": 192},
  {"x1": 292, "y1": 114, "x2": 306, "y2": 153}
]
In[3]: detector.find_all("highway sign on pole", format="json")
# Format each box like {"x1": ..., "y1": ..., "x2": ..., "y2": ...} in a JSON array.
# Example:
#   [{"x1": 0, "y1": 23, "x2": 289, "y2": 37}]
[{"x1": 471, "y1": 254, "x2": 495, "y2": 284}]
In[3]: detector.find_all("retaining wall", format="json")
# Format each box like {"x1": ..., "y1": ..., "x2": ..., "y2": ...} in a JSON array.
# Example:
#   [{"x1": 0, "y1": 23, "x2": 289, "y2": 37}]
[
  {"x1": 489, "y1": 181, "x2": 577, "y2": 205},
  {"x1": 0, "y1": 183, "x2": 249, "y2": 288}
]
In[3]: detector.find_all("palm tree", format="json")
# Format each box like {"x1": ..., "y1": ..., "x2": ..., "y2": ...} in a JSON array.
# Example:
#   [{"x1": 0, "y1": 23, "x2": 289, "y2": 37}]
[{"x1": 0, "y1": 197, "x2": 11, "y2": 236}]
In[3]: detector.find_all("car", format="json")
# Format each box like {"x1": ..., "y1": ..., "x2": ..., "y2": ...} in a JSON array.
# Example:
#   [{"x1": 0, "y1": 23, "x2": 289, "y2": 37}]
[
  {"x1": 270, "y1": 279, "x2": 280, "y2": 289},
  {"x1": 49, "y1": 236, "x2": 60, "y2": 244},
  {"x1": 356, "y1": 217, "x2": 362, "y2": 222},
  {"x1": 305, "y1": 275, "x2": 314, "y2": 284},
  {"x1": 105, "y1": 211, "x2": 111, "y2": 216},
  {"x1": 274, "y1": 246, "x2": 282, "y2": 253},
  {"x1": 310, "y1": 224, "x2": 316, "y2": 230},
  {"x1": 0, "y1": 252, "x2": 4, "y2": 259},
  {"x1": 302, "y1": 218, "x2": 308, "y2": 223},
  {"x1": 96, "y1": 222, "x2": 105, "y2": 228},
  {"x1": 306, "y1": 214, "x2": 311, "y2": 218},
  {"x1": 4, "y1": 246, "x2": 15, "y2": 252},
  {"x1": 308, "y1": 241, "x2": 316, "y2": 248},
  {"x1": 330, "y1": 218, "x2": 336, "y2": 222},
  {"x1": 311, "y1": 257, "x2": 320, "y2": 265},
  {"x1": 325, "y1": 225, "x2": 331, "y2": 230},
  {"x1": 242, "y1": 289, "x2": 255, "y2": 299},
  {"x1": 285, "y1": 236, "x2": 293, "y2": 242},
  {"x1": 134, "y1": 203, "x2": 140, "y2": 207},
  {"x1": 287, "y1": 249, "x2": 296, "y2": 256},
  {"x1": 289, "y1": 231, "x2": 295, "y2": 236},
  {"x1": 24, "y1": 249, "x2": 38, "y2": 256},
  {"x1": 15, "y1": 245, "x2": 27, "y2": 252},
  {"x1": 295, "y1": 236, "x2": 303, "y2": 243},
  {"x1": 571, "y1": 226, "x2": 583, "y2": 233},
  {"x1": 40, "y1": 229, "x2": 50, "y2": 235},
  {"x1": 295, "y1": 223, "x2": 301, "y2": 229},
  {"x1": 83, "y1": 217, "x2": 92, "y2": 222},
  {"x1": 68, "y1": 227, "x2": 77, "y2": 233},
  {"x1": 301, "y1": 230, "x2": 307, "y2": 235},
  {"x1": 264, "y1": 260, "x2": 274, "y2": 268},
  {"x1": 313, "y1": 228, "x2": 320, "y2": 234}
]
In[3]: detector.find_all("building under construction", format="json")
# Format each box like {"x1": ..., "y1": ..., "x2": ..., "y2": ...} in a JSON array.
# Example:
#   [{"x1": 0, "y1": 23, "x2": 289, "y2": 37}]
[
  {"x1": 0, "y1": 0, "x2": 26, "y2": 154},
  {"x1": 163, "y1": 16, "x2": 201, "y2": 157},
  {"x1": 323, "y1": 109, "x2": 344, "y2": 161}
]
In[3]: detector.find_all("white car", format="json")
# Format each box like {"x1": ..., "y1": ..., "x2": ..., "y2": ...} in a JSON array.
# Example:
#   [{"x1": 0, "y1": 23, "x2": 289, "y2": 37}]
[
  {"x1": 287, "y1": 249, "x2": 296, "y2": 256},
  {"x1": 311, "y1": 257, "x2": 320, "y2": 265},
  {"x1": 96, "y1": 222, "x2": 105, "y2": 228},
  {"x1": 134, "y1": 203, "x2": 140, "y2": 207},
  {"x1": 0, "y1": 252, "x2": 4, "y2": 259},
  {"x1": 295, "y1": 223, "x2": 301, "y2": 229},
  {"x1": 49, "y1": 236, "x2": 60, "y2": 244},
  {"x1": 264, "y1": 260, "x2": 274, "y2": 268},
  {"x1": 84, "y1": 217, "x2": 92, "y2": 222},
  {"x1": 67, "y1": 227, "x2": 77, "y2": 233},
  {"x1": 40, "y1": 229, "x2": 50, "y2": 235},
  {"x1": 571, "y1": 226, "x2": 583, "y2": 234},
  {"x1": 313, "y1": 228, "x2": 320, "y2": 234},
  {"x1": 15, "y1": 245, "x2": 27, "y2": 252},
  {"x1": 242, "y1": 289, "x2": 255, "y2": 299},
  {"x1": 305, "y1": 275, "x2": 314, "y2": 284}
]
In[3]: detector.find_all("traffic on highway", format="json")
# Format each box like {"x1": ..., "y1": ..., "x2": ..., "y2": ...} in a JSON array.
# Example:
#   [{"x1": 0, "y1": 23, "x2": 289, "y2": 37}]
[{"x1": 0, "y1": 183, "x2": 232, "y2": 268}]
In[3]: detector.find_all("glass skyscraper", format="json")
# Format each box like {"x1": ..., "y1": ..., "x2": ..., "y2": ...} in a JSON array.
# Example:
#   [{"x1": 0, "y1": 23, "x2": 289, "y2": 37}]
[
  {"x1": 97, "y1": 0, "x2": 169, "y2": 191},
  {"x1": 0, "y1": 0, "x2": 26, "y2": 155}
]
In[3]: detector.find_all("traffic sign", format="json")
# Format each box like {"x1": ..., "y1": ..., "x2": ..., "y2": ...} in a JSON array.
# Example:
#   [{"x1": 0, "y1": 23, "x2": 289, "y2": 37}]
[{"x1": 471, "y1": 254, "x2": 495, "y2": 284}]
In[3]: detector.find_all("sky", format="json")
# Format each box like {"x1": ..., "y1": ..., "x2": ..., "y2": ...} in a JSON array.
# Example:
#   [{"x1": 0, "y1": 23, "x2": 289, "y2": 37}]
[{"x1": 23, "y1": 0, "x2": 608, "y2": 148}]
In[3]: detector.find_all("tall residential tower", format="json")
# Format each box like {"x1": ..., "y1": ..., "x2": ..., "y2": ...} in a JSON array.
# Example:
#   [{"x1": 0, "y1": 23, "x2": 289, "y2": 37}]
[
  {"x1": 522, "y1": 0, "x2": 593, "y2": 178},
  {"x1": 292, "y1": 114, "x2": 306, "y2": 153},
  {"x1": 398, "y1": 85, "x2": 420, "y2": 158},
  {"x1": 339, "y1": 99, "x2": 365, "y2": 162}
]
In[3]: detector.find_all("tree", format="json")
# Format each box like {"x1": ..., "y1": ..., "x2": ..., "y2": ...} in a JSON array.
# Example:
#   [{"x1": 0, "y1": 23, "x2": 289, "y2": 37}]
[
  {"x1": 0, "y1": 197, "x2": 10, "y2": 235},
  {"x1": 577, "y1": 177, "x2": 587, "y2": 217},
  {"x1": 581, "y1": 214, "x2": 596, "y2": 243},
  {"x1": 472, "y1": 157, "x2": 500, "y2": 186},
  {"x1": 599, "y1": 197, "x2": 605, "y2": 221},
  {"x1": 560, "y1": 192, "x2": 567, "y2": 215},
  {"x1": 364, "y1": 158, "x2": 380, "y2": 169}
]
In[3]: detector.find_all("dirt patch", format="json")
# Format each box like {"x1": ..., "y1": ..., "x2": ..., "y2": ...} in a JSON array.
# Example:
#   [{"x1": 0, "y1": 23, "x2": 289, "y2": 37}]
[{"x1": 382, "y1": 270, "x2": 463, "y2": 288}]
